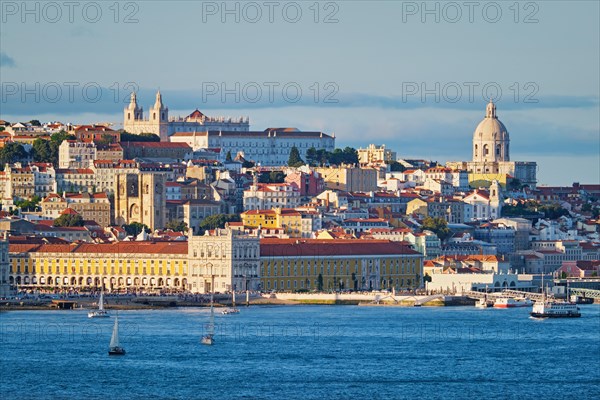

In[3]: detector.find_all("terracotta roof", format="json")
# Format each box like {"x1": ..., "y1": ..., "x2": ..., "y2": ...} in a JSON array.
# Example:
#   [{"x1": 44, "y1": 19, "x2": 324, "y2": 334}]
[
  {"x1": 9, "y1": 241, "x2": 188, "y2": 255},
  {"x1": 260, "y1": 239, "x2": 420, "y2": 257}
]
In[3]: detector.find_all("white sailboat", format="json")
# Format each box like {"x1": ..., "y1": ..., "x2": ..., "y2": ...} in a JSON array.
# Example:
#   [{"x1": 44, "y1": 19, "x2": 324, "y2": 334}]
[
  {"x1": 108, "y1": 313, "x2": 126, "y2": 355},
  {"x1": 201, "y1": 275, "x2": 215, "y2": 345},
  {"x1": 88, "y1": 288, "x2": 109, "y2": 318}
]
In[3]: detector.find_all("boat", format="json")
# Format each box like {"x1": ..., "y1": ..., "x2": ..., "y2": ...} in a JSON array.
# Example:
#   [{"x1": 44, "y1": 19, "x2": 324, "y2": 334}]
[
  {"x1": 108, "y1": 313, "x2": 126, "y2": 355},
  {"x1": 201, "y1": 275, "x2": 215, "y2": 346},
  {"x1": 570, "y1": 295, "x2": 594, "y2": 305},
  {"x1": 475, "y1": 298, "x2": 492, "y2": 308},
  {"x1": 222, "y1": 290, "x2": 240, "y2": 314},
  {"x1": 530, "y1": 300, "x2": 581, "y2": 318},
  {"x1": 88, "y1": 289, "x2": 109, "y2": 318},
  {"x1": 530, "y1": 279, "x2": 581, "y2": 318},
  {"x1": 493, "y1": 297, "x2": 533, "y2": 308}
]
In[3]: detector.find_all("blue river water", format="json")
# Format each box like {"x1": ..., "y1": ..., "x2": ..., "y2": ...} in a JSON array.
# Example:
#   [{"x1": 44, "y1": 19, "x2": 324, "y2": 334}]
[{"x1": 1, "y1": 305, "x2": 599, "y2": 400}]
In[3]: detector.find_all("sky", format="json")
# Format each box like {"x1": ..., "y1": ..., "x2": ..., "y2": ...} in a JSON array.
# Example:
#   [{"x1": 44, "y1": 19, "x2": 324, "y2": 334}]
[{"x1": 1, "y1": 0, "x2": 598, "y2": 186}]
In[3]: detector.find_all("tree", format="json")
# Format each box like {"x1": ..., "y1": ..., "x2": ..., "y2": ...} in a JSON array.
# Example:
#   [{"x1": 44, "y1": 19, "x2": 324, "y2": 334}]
[
  {"x1": 32, "y1": 138, "x2": 52, "y2": 163},
  {"x1": 0, "y1": 142, "x2": 27, "y2": 165},
  {"x1": 317, "y1": 274, "x2": 324, "y2": 291},
  {"x1": 422, "y1": 216, "x2": 451, "y2": 241},
  {"x1": 287, "y1": 146, "x2": 304, "y2": 167},
  {"x1": 259, "y1": 171, "x2": 285, "y2": 183},
  {"x1": 120, "y1": 132, "x2": 160, "y2": 142},
  {"x1": 225, "y1": 150, "x2": 232, "y2": 162},
  {"x1": 389, "y1": 161, "x2": 405, "y2": 172},
  {"x1": 14, "y1": 195, "x2": 41, "y2": 212},
  {"x1": 29, "y1": 119, "x2": 41, "y2": 126},
  {"x1": 198, "y1": 214, "x2": 240, "y2": 233},
  {"x1": 53, "y1": 213, "x2": 84, "y2": 227},
  {"x1": 165, "y1": 220, "x2": 188, "y2": 233},
  {"x1": 306, "y1": 147, "x2": 318, "y2": 166},
  {"x1": 122, "y1": 222, "x2": 150, "y2": 236},
  {"x1": 341, "y1": 146, "x2": 359, "y2": 165}
]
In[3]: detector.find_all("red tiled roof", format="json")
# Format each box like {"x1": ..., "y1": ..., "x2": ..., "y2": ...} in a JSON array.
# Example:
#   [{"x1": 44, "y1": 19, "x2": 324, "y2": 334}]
[
  {"x1": 260, "y1": 239, "x2": 420, "y2": 257},
  {"x1": 9, "y1": 241, "x2": 188, "y2": 255}
]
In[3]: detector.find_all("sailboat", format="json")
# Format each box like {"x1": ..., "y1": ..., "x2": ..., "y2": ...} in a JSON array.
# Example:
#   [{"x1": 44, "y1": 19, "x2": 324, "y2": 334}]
[
  {"x1": 108, "y1": 313, "x2": 126, "y2": 355},
  {"x1": 201, "y1": 276, "x2": 215, "y2": 345},
  {"x1": 222, "y1": 290, "x2": 240, "y2": 315},
  {"x1": 88, "y1": 288, "x2": 109, "y2": 318}
]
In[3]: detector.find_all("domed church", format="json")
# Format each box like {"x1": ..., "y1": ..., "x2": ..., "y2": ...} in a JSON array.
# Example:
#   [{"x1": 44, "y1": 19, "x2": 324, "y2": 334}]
[{"x1": 447, "y1": 101, "x2": 537, "y2": 189}]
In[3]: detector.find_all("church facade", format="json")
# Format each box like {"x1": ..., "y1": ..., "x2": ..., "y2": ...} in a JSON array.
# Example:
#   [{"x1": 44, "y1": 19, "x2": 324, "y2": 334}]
[
  {"x1": 447, "y1": 101, "x2": 537, "y2": 189},
  {"x1": 123, "y1": 91, "x2": 250, "y2": 141}
]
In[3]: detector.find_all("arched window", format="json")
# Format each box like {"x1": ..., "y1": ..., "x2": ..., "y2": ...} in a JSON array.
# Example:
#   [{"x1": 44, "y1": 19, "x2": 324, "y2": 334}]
[{"x1": 474, "y1": 144, "x2": 478, "y2": 157}]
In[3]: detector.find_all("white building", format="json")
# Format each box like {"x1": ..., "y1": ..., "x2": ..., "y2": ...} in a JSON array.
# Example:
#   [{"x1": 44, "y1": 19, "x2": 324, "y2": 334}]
[
  {"x1": 358, "y1": 144, "x2": 396, "y2": 165},
  {"x1": 462, "y1": 180, "x2": 503, "y2": 221},
  {"x1": 124, "y1": 91, "x2": 249, "y2": 141},
  {"x1": 243, "y1": 182, "x2": 300, "y2": 211},
  {"x1": 170, "y1": 128, "x2": 335, "y2": 166},
  {"x1": 187, "y1": 228, "x2": 260, "y2": 293},
  {"x1": 59, "y1": 140, "x2": 96, "y2": 169}
]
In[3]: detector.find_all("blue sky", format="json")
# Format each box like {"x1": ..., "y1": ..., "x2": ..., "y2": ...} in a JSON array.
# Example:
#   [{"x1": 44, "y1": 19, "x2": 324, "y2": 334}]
[{"x1": 1, "y1": 1, "x2": 598, "y2": 185}]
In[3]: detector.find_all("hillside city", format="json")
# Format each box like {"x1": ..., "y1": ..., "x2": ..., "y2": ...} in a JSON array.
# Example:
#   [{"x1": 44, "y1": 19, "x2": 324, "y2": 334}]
[{"x1": 0, "y1": 92, "x2": 598, "y2": 298}]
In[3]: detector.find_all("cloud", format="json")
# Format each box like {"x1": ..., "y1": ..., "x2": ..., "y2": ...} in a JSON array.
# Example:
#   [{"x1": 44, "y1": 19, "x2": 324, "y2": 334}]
[{"x1": 0, "y1": 52, "x2": 16, "y2": 67}]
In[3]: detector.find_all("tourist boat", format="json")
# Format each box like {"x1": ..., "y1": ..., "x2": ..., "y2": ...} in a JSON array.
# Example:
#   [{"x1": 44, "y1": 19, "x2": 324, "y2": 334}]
[
  {"x1": 530, "y1": 300, "x2": 581, "y2": 318},
  {"x1": 201, "y1": 276, "x2": 215, "y2": 346},
  {"x1": 88, "y1": 289, "x2": 109, "y2": 318},
  {"x1": 108, "y1": 313, "x2": 126, "y2": 355},
  {"x1": 493, "y1": 297, "x2": 533, "y2": 308}
]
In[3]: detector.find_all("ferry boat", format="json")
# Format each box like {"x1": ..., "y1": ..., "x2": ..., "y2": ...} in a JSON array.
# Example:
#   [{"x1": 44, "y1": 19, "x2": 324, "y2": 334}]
[
  {"x1": 530, "y1": 301, "x2": 581, "y2": 318},
  {"x1": 493, "y1": 297, "x2": 533, "y2": 308}
]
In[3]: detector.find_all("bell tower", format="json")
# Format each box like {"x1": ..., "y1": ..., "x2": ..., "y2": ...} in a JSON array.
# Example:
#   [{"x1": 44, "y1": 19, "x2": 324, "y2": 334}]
[{"x1": 150, "y1": 90, "x2": 169, "y2": 141}]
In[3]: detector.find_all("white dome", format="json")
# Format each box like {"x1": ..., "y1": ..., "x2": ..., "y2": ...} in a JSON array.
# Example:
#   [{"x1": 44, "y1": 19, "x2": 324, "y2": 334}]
[
  {"x1": 473, "y1": 117, "x2": 509, "y2": 142},
  {"x1": 473, "y1": 101, "x2": 509, "y2": 142}
]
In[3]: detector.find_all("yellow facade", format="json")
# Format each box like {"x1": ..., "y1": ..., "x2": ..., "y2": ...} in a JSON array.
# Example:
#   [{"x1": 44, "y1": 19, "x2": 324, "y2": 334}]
[
  {"x1": 241, "y1": 208, "x2": 302, "y2": 237},
  {"x1": 259, "y1": 240, "x2": 423, "y2": 292},
  {"x1": 10, "y1": 247, "x2": 189, "y2": 291}
]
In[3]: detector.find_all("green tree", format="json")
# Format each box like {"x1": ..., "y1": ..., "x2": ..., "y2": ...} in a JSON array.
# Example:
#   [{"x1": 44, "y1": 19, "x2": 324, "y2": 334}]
[
  {"x1": 165, "y1": 220, "x2": 188, "y2": 233},
  {"x1": 317, "y1": 274, "x2": 324, "y2": 291},
  {"x1": 120, "y1": 132, "x2": 160, "y2": 142},
  {"x1": 306, "y1": 147, "x2": 318, "y2": 166},
  {"x1": 53, "y1": 213, "x2": 84, "y2": 227},
  {"x1": 389, "y1": 161, "x2": 405, "y2": 172},
  {"x1": 342, "y1": 146, "x2": 359, "y2": 165},
  {"x1": 0, "y1": 142, "x2": 27, "y2": 165},
  {"x1": 29, "y1": 119, "x2": 41, "y2": 126},
  {"x1": 198, "y1": 214, "x2": 241, "y2": 232},
  {"x1": 259, "y1": 171, "x2": 286, "y2": 183},
  {"x1": 122, "y1": 222, "x2": 150, "y2": 236},
  {"x1": 287, "y1": 146, "x2": 304, "y2": 167},
  {"x1": 225, "y1": 150, "x2": 232, "y2": 162},
  {"x1": 14, "y1": 195, "x2": 41, "y2": 211},
  {"x1": 32, "y1": 138, "x2": 52, "y2": 163},
  {"x1": 422, "y1": 216, "x2": 451, "y2": 241}
]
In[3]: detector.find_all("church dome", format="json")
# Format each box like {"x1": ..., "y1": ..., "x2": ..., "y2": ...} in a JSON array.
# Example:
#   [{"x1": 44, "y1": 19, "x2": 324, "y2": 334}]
[{"x1": 473, "y1": 100, "x2": 509, "y2": 142}]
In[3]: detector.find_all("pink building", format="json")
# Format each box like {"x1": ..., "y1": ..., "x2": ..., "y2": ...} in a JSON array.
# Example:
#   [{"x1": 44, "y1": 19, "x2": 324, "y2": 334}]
[
  {"x1": 556, "y1": 260, "x2": 600, "y2": 278},
  {"x1": 285, "y1": 170, "x2": 325, "y2": 197}
]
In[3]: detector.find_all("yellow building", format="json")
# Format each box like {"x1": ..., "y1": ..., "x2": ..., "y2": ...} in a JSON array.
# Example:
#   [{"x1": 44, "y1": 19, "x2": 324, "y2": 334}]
[
  {"x1": 259, "y1": 238, "x2": 423, "y2": 292},
  {"x1": 241, "y1": 208, "x2": 302, "y2": 237},
  {"x1": 406, "y1": 198, "x2": 428, "y2": 216},
  {"x1": 9, "y1": 241, "x2": 189, "y2": 292},
  {"x1": 8, "y1": 228, "x2": 260, "y2": 294}
]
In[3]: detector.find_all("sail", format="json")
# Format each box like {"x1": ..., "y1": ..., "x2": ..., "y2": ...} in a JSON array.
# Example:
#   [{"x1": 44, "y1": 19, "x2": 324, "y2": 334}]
[
  {"x1": 98, "y1": 291, "x2": 104, "y2": 311},
  {"x1": 207, "y1": 303, "x2": 215, "y2": 336},
  {"x1": 110, "y1": 316, "x2": 120, "y2": 348},
  {"x1": 232, "y1": 290, "x2": 236, "y2": 307}
]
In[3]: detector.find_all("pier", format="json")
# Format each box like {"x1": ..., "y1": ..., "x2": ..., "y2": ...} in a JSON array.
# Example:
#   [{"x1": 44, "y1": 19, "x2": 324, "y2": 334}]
[{"x1": 464, "y1": 290, "x2": 550, "y2": 302}]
